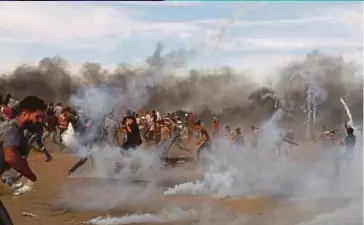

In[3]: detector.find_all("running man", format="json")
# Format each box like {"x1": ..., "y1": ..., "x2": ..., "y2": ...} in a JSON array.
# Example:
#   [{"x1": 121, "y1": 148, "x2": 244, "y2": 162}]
[
  {"x1": 104, "y1": 115, "x2": 119, "y2": 146},
  {"x1": 121, "y1": 113, "x2": 142, "y2": 151},
  {"x1": 0, "y1": 96, "x2": 46, "y2": 224},
  {"x1": 194, "y1": 120, "x2": 212, "y2": 162},
  {"x1": 24, "y1": 121, "x2": 52, "y2": 162},
  {"x1": 334, "y1": 125, "x2": 356, "y2": 177},
  {"x1": 67, "y1": 118, "x2": 93, "y2": 175},
  {"x1": 233, "y1": 127, "x2": 244, "y2": 148},
  {"x1": 211, "y1": 117, "x2": 220, "y2": 139},
  {"x1": 56, "y1": 107, "x2": 71, "y2": 150}
]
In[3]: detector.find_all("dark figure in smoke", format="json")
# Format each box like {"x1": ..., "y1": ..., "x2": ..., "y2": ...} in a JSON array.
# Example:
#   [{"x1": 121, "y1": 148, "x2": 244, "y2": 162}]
[
  {"x1": 67, "y1": 118, "x2": 93, "y2": 175},
  {"x1": 162, "y1": 120, "x2": 191, "y2": 158},
  {"x1": 56, "y1": 107, "x2": 71, "y2": 150},
  {"x1": 342, "y1": 127, "x2": 356, "y2": 162},
  {"x1": 121, "y1": 110, "x2": 142, "y2": 152},
  {"x1": 3, "y1": 94, "x2": 11, "y2": 107},
  {"x1": 24, "y1": 122, "x2": 52, "y2": 162},
  {"x1": 42, "y1": 109, "x2": 59, "y2": 150},
  {"x1": 233, "y1": 127, "x2": 244, "y2": 148},
  {"x1": 194, "y1": 120, "x2": 212, "y2": 162},
  {"x1": 104, "y1": 114, "x2": 119, "y2": 146},
  {"x1": 0, "y1": 96, "x2": 46, "y2": 225},
  {"x1": 335, "y1": 124, "x2": 356, "y2": 177},
  {"x1": 46, "y1": 103, "x2": 55, "y2": 116}
]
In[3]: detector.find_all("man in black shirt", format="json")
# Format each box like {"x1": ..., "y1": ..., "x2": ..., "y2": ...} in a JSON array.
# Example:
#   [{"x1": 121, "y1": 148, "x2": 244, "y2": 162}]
[
  {"x1": 121, "y1": 112, "x2": 142, "y2": 151},
  {"x1": 0, "y1": 96, "x2": 46, "y2": 225},
  {"x1": 335, "y1": 124, "x2": 357, "y2": 177}
]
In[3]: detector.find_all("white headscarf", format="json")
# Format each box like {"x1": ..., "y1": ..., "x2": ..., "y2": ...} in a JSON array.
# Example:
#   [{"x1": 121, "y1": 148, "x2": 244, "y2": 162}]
[{"x1": 156, "y1": 111, "x2": 161, "y2": 121}]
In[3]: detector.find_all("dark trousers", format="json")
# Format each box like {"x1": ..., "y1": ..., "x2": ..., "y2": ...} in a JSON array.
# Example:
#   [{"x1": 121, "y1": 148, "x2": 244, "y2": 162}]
[
  {"x1": 121, "y1": 142, "x2": 140, "y2": 151},
  {"x1": 28, "y1": 135, "x2": 52, "y2": 161},
  {"x1": 59, "y1": 128, "x2": 67, "y2": 143},
  {"x1": 35, "y1": 138, "x2": 52, "y2": 161},
  {"x1": 0, "y1": 200, "x2": 13, "y2": 225},
  {"x1": 68, "y1": 157, "x2": 89, "y2": 175},
  {"x1": 196, "y1": 140, "x2": 212, "y2": 161}
]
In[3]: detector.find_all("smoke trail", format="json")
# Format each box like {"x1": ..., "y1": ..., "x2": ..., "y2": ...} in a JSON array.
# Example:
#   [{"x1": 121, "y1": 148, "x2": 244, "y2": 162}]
[
  {"x1": 1, "y1": 50, "x2": 361, "y2": 128},
  {"x1": 88, "y1": 214, "x2": 164, "y2": 225},
  {"x1": 340, "y1": 97, "x2": 354, "y2": 128},
  {"x1": 295, "y1": 199, "x2": 362, "y2": 225},
  {"x1": 211, "y1": 2, "x2": 270, "y2": 53},
  {"x1": 87, "y1": 206, "x2": 198, "y2": 225}
]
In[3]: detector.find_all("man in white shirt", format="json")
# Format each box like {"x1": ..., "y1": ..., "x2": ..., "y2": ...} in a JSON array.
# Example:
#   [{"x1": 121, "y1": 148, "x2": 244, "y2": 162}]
[{"x1": 54, "y1": 103, "x2": 63, "y2": 118}]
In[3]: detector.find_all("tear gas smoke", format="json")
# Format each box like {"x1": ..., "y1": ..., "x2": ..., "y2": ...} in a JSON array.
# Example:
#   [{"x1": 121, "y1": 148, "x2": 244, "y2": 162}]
[
  {"x1": 340, "y1": 97, "x2": 354, "y2": 128},
  {"x1": 163, "y1": 109, "x2": 362, "y2": 207},
  {"x1": 87, "y1": 206, "x2": 199, "y2": 225},
  {"x1": 1, "y1": 45, "x2": 362, "y2": 225},
  {"x1": 86, "y1": 204, "x2": 250, "y2": 225},
  {"x1": 1, "y1": 50, "x2": 361, "y2": 127},
  {"x1": 288, "y1": 54, "x2": 328, "y2": 137}
]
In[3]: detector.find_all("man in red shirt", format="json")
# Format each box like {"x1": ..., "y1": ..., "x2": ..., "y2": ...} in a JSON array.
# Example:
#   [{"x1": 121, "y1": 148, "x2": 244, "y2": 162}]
[{"x1": 0, "y1": 105, "x2": 12, "y2": 122}]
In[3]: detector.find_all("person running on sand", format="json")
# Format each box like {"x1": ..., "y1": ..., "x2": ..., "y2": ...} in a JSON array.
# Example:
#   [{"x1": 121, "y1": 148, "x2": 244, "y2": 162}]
[
  {"x1": 211, "y1": 117, "x2": 220, "y2": 139},
  {"x1": 56, "y1": 107, "x2": 71, "y2": 150},
  {"x1": 67, "y1": 118, "x2": 94, "y2": 176},
  {"x1": 224, "y1": 125, "x2": 234, "y2": 146},
  {"x1": 121, "y1": 112, "x2": 142, "y2": 151},
  {"x1": 154, "y1": 121, "x2": 162, "y2": 147},
  {"x1": 194, "y1": 120, "x2": 212, "y2": 162},
  {"x1": 104, "y1": 115, "x2": 119, "y2": 146},
  {"x1": 24, "y1": 121, "x2": 52, "y2": 162},
  {"x1": 250, "y1": 126, "x2": 260, "y2": 148},
  {"x1": 42, "y1": 109, "x2": 59, "y2": 149},
  {"x1": 233, "y1": 127, "x2": 244, "y2": 148},
  {"x1": 167, "y1": 120, "x2": 191, "y2": 155},
  {"x1": 158, "y1": 120, "x2": 171, "y2": 158},
  {"x1": 0, "y1": 96, "x2": 46, "y2": 225},
  {"x1": 145, "y1": 110, "x2": 151, "y2": 123},
  {"x1": 334, "y1": 124, "x2": 356, "y2": 177},
  {"x1": 339, "y1": 125, "x2": 356, "y2": 163}
]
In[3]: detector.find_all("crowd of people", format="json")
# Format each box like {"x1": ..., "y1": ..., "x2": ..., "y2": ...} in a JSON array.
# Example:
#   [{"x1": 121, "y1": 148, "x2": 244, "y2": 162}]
[{"x1": 0, "y1": 94, "x2": 357, "y2": 225}]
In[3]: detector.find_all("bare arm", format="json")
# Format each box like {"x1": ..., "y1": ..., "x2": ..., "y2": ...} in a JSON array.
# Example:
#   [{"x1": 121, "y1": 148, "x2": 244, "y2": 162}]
[
  {"x1": 126, "y1": 122, "x2": 132, "y2": 133},
  {"x1": 4, "y1": 147, "x2": 37, "y2": 182},
  {"x1": 344, "y1": 120, "x2": 349, "y2": 130}
]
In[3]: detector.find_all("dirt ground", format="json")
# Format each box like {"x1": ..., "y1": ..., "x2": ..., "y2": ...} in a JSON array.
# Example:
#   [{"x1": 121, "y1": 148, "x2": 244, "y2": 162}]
[
  {"x1": 0, "y1": 136, "x2": 356, "y2": 225},
  {"x1": 0, "y1": 139, "x2": 279, "y2": 225}
]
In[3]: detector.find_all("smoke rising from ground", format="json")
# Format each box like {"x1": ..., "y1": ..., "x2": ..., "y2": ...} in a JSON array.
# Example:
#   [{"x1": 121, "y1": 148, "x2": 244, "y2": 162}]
[
  {"x1": 1, "y1": 45, "x2": 361, "y2": 128},
  {"x1": 50, "y1": 46, "x2": 363, "y2": 225}
]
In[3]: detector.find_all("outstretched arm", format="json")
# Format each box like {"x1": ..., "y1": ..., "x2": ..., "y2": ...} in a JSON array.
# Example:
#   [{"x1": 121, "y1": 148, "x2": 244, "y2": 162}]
[
  {"x1": 344, "y1": 120, "x2": 350, "y2": 130},
  {"x1": 4, "y1": 147, "x2": 37, "y2": 182}
]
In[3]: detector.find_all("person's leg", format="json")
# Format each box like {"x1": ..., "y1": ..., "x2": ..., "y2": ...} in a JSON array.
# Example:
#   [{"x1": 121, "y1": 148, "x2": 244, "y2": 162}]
[
  {"x1": 59, "y1": 128, "x2": 67, "y2": 143},
  {"x1": 36, "y1": 138, "x2": 52, "y2": 162},
  {"x1": 41, "y1": 130, "x2": 51, "y2": 148},
  {"x1": 51, "y1": 129, "x2": 58, "y2": 144},
  {"x1": 59, "y1": 128, "x2": 67, "y2": 151},
  {"x1": 196, "y1": 141, "x2": 208, "y2": 162},
  {"x1": 107, "y1": 132, "x2": 114, "y2": 146},
  {"x1": 0, "y1": 200, "x2": 14, "y2": 225},
  {"x1": 68, "y1": 157, "x2": 88, "y2": 175},
  {"x1": 206, "y1": 140, "x2": 212, "y2": 152},
  {"x1": 121, "y1": 142, "x2": 131, "y2": 156}
]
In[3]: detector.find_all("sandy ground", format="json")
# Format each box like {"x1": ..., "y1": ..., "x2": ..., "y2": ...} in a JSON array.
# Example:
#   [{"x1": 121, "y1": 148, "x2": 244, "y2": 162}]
[
  {"x1": 0, "y1": 135, "x2": 360, "y2": 225},
  {"x1": 0, "y1": 150, "x2": 277, "y2": 225}
]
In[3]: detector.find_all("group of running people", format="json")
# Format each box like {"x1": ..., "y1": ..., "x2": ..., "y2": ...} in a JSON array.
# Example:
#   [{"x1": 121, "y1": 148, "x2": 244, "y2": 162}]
[{"x1": 0, "y1": 93, "x2": 358, "y2": 225}]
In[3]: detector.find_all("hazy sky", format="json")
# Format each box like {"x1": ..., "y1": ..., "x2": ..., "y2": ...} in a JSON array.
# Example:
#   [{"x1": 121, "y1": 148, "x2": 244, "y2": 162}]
[{"x1": 0, "y1": 1, "x2": 361, "y2": 78}]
